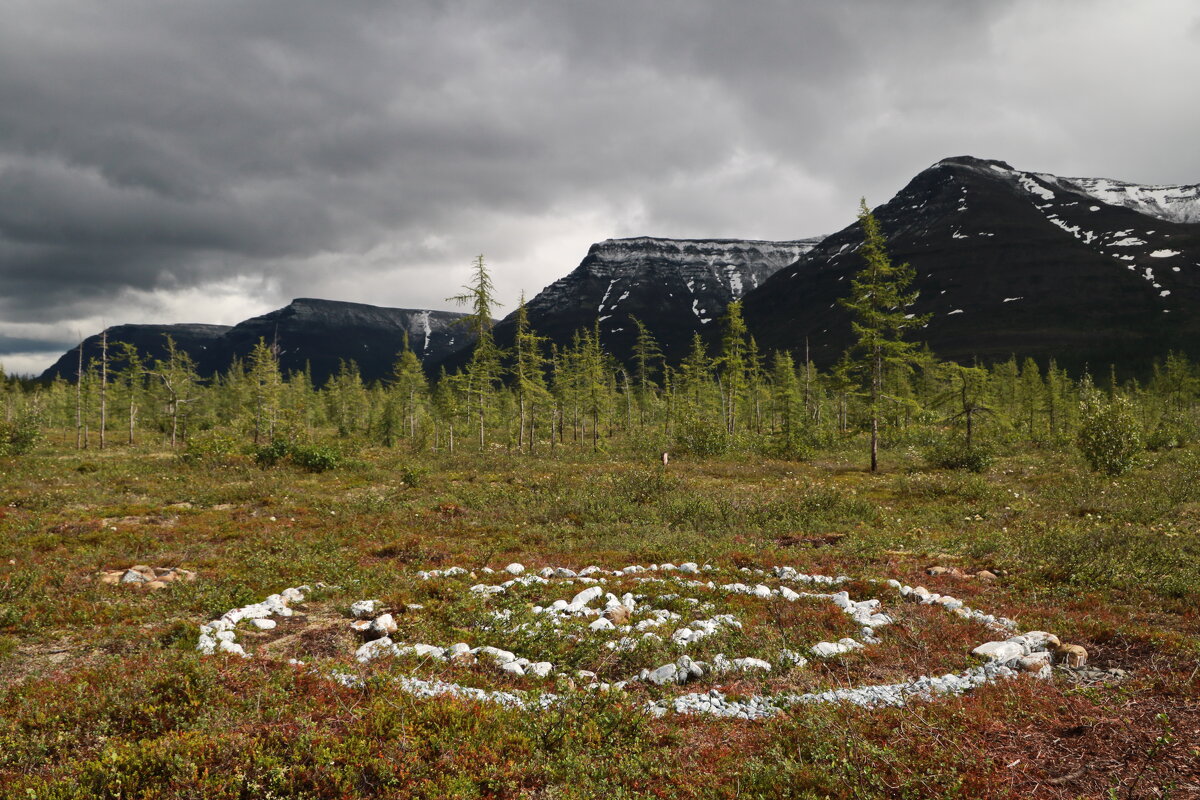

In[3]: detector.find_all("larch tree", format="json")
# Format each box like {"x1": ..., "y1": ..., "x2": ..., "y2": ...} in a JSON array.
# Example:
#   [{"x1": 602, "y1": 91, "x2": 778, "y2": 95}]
[
  {"x1": 717, "y1": 300, "x2": 749, "y2": 435},
  {"x1": 511, "y1": 295, "x2": 551, "y2": 453},
  {"x1": 449, "y1": 255, "x2": 503, "y2": 450},
  {"x1": 838, "y1": 199, "x2": 930, "y2": 472}
]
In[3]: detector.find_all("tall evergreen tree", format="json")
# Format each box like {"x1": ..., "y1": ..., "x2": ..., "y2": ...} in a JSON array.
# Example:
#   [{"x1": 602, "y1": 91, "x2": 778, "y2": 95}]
[
  {"x1": 511, "y1": 296, "x2": 551, "y2": 452},
  {"x1": 247, "y1": 337, "x2": 283, "y2": 445},
  {"x1": 148, "y1": 336, "x2": 200, "y2": 448},
  {"x1": 449, "y1": 255, "x2": 503, "y2": 449},
  {"x1": 838, "y1": 199, "x2": 930, "y2": 472},
  {"x1": 717, "y1": 300, "x2": 749, "y2": 434}
]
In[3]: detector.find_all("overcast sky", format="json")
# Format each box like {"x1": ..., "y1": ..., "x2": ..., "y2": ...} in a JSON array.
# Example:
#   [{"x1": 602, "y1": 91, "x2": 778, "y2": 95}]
[{"x1": 2, "y1": 0, "x2": 1198, "y2": 374}]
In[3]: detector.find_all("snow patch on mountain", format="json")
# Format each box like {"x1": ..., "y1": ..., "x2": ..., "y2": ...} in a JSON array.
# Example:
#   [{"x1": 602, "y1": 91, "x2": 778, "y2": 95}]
[{"x1": 1062, "y1": 177, "x2": 1200, "y2": 225}]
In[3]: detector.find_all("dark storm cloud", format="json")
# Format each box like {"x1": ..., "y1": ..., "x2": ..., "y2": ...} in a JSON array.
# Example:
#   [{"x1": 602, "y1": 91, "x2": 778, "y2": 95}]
[{"x1": 1, "y1": 0, "x2": 1198, "y2": 370}]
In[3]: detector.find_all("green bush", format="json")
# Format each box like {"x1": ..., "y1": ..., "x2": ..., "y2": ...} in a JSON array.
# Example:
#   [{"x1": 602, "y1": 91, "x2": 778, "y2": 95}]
[
  {"x1": 923, "y1": 438, "x2": 994, "y2": 473},
  {"x1": 1145, "y1": 411, "x2": 1193, "y2": 451},
  {"x1": 180, "y1": 429, "x2": 241, "y2": 465},
  {"x1": 760, "y1": 430, "x2": 814, "y2": 461},
  {"x1": 672, "y1": 414, "x2": 729, "y2": 457},
  {"x1": 290, "y1": 443, "x2": 341, "y2": 472},
  {"x1": 1077, "y1": 395, "x2": 1143, "y2": 476},
  {"x1": 0, "y1": 412, "x2": 42, "y2": 456},
  {"x1": 253, "y1": 438, "x2": 292, "y2": 467},
  {"x1": 398, "y1": 464, "x2": 429, "y2": 487}
]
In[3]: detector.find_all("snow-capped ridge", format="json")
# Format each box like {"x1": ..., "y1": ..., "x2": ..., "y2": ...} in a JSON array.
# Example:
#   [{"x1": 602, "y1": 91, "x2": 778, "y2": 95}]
[{"x1": 1058, "y1": 177, "x2": 1200, "y2": 225}]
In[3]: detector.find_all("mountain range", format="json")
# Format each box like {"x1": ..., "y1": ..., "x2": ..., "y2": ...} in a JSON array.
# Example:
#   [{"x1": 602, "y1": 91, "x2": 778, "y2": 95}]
[
  {"x1": 37, "y1": 156, "x2": 1200, "y2": 383},
  {"x1": 41, "y1": 300, "x2": 473, "y2": 385}
]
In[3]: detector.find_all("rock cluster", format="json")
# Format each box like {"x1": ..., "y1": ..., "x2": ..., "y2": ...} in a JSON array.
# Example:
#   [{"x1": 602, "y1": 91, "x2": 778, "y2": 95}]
[
  {"x1": 970, "y1": 632, "x2": 1091, "y2": 674},
  {"x1": 96, "y1": 565, "x2": 196, "y2": 590},
  {"x1": 196, "y1": 584, "x2": 324, "y2": 657},
  {"x1": 925, "y1": 565, "x2": 1003, "y2": 580}
]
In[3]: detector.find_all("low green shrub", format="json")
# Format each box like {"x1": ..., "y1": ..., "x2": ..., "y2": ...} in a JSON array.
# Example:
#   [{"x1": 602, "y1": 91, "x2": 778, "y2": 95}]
[
  {"x1": 923, "y1": 438, "x2": 994, "y2": 473},
  {"x1": 0, "y1": 411, "x2": 42, "y2": 456},
  {"x1": 180, "y1": 429, "x2": 242, "y2": 465},
  {"x1": 253, "y1": 438, "x2": 292, "y2": 467},
  {"x1": 1145, "y1": 411, "x2": 1193, "y2": 451},
  {"x1": 1077, "y1": 395, "x2": 1143, "y2": 475},
  {"x1": 290, "y1": 443, "x2": 341, "y2": 472},
  {"x1": 672, "y1": 414, "x2": 729, "y2": 457}
]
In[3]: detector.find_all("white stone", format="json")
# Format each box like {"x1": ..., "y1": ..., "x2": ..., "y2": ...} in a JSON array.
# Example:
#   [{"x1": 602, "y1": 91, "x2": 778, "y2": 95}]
[
  {"x1": 478, "y1": 646, "x2": 517, "y2": 665},
  {"x1": 356, "y1": 637, "x2": 395, "y2": 663},
  {"x1": 779, "y1": 586, "x2": 801, "y2": 602},
  {"x1": 647, "y1": 664, "x2": 680, "y2": 686},
  {"x1": 1021, "y1": 631, "x2": 1061, "y2": 652},
  {"x1": 732, "y1": 657, "x2": 771, "y2": 673},
  {"x1": 350, "y1": 600, "x2": 379, "y2": 619},
  {"x1": 251, "y1": 618, "x2": 277, "y2": 630},
  {"x1": 568, "y1": 586, "x2": 604, "y2": 610},
  {"x1": 499, "y1": 661, "x2": 526, "y2": 676},
  {"x1": 811, "y1": 641, "x2": 846, "y2": 658},
  {"x1": 218, "y1": 639, "x2": 248, "y2": 657},
  {"x1": 528, "y1": 661, "x2": 554, "y2": 678},
  {"x1": 370, "y1": 614, "x2": 398, "y2": 637},
  {"x1": 504, "y1": 563, "x2": 525, "y2": 575},
  {"x1": 281, "y1": 587, "x2": 305, "y2": 603},
  {"x1": 972, "y1": 641, "x2": 1024, "y2": 663},
  {"x1": 411, "y1": 644, "x2": 446, "y2": 659},
  {"x1": 589, "y1": 617, "x2": 615, "y2": 631}
]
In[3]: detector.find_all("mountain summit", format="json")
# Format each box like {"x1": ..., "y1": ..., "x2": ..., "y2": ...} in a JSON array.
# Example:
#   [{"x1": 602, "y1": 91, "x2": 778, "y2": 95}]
[
  {"x1": 742, "y1": 156, "x2": 1200, "y2": 370},
  {"x1": 484, "y1": 236, "x2": 823, "y2": 364}
]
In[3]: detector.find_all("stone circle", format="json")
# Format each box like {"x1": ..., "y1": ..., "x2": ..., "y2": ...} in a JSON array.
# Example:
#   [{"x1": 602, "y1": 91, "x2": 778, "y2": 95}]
[{"x1": 195, "y1": 561, "x2": 1087, "y2": 720}]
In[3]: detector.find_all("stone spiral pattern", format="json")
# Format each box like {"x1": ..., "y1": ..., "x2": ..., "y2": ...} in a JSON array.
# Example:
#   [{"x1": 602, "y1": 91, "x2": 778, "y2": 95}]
[{"x1": 196, "y1": 562, "x2": 1055, "y2": 720}]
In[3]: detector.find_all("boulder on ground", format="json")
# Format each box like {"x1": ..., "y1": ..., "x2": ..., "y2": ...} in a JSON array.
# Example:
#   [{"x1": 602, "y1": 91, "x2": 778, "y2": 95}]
[{"x1": 1055, "y1": 643, "x2": 1088, "y2": 668}]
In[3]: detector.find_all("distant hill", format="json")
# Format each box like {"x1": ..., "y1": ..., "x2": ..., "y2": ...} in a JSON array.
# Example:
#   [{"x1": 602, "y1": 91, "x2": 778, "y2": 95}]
[
  {"x1": 194, "y1": 298, "x2": 474, "y2": 384},
  {"x1": 40, "y1": 300, "x2": 475, "y2": 385},
  {"x1": 40, "y1": 324, "x2": 231, "y2": 382}
]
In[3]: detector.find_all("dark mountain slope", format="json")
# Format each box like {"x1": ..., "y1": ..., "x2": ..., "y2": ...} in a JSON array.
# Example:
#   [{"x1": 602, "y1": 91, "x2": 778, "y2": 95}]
[
  {"x1": 742, "y1": 156, "x2": 1200, "y2": 371},
  {"x1": 40, "y1": 324, "x2": 231, "y2": 382},
  {"x1": 472, "y1": 236, "x2": 822, "y2": 368},
  {"x1": 197, "y1": 299, "x2": 474, "y2": 384}
]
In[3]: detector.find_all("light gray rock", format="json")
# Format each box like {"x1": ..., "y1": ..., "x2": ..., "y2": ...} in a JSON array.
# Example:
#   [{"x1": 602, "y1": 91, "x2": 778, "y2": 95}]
[
  {"x1": 350, "y1": 600, "x2": 380, "y2": 619},
  {"x1": 356, "y1": 637, "x2": 396, "y2": 663},
  {"x1": 648, "y1": 664, "x2": 680, "y2": 685},
  {"x1": 972, "y1": 641, "x2": 1024, "y2": 663},
  {"x1": 477, "y1": 646, "x2": 517, "y2": 665},
  {"x1": 370, "y1": 613, "x2": 398, "y2": 637},
  {"x1": 568, "y1": 586, "x2": 604, "y2": 611},
  {"x1": 411, "y1": 644, "x2": 446, "y2": 659}
]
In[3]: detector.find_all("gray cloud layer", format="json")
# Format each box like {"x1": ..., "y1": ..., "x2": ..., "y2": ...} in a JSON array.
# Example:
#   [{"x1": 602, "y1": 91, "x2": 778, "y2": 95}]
[{"x1": 2, "y1": 0, "x2": 1198, "y2": 372}]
